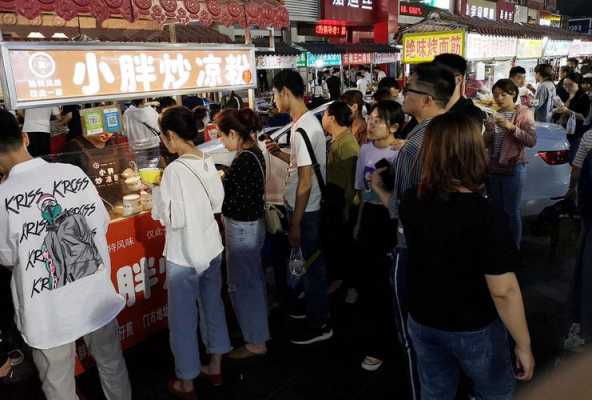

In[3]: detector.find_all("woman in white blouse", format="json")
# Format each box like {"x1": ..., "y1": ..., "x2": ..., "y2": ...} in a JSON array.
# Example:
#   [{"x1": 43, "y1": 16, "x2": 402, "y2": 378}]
[{"x1": 149, "y1": 106, "x2": 230, "y2": 398}]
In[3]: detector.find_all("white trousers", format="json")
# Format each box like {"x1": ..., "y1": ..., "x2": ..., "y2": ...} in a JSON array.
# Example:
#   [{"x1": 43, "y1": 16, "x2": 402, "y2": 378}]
[{"x1": 31, "y1": 319, "x2": 131, "y2": 400}]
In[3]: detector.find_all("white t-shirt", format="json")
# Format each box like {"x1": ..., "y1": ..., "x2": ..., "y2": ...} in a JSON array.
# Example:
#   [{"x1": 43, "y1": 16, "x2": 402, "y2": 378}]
[
  {"x1": 123, "y1": 105, "x2": 162, "y2": 150},
  {"x1": 22, "y1": 107, "x2": 59, "y2": 133},
  {"x1": 355, "y1": 142, "x2": 398, "y2": 204},
  {"x1": 285, "y1": 112, "x2": 326, "y2": 212},
  {"x1": 0, "y1": 158, "x2": 124, "y2": 349},
  {"x1": 152, "y1": 155, "x2": 224, "y2": 271},
  {"x1": 357, "y1": 78, "x2": 369, "y2": 95}
]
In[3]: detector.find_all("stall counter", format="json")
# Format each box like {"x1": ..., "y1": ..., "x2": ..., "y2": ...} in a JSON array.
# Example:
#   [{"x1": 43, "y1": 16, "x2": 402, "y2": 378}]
[{"x1": 76, "y1": 211, "x2": 167, "y2": 374}]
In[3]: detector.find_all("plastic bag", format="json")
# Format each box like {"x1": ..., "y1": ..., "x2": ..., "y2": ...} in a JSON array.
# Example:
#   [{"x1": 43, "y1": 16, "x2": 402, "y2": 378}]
[
  {"x1": 288, "y1": 247, "x2": 306, "y2": 277},
  {"x1": 566, "y1": 112, "x2": 577, "y2": 135}
]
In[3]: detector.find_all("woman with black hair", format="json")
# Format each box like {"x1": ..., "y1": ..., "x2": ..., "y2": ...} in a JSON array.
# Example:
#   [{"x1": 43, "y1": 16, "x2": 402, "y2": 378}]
[
  {"x1": 354, "y1": 100, "x2": 404, "y2": 372},
  {"x1": 215, "y1": 108, "x2": 269, "y2": 360},
  {"x1": 150, "y1": 106, "x2": 231, "y2": 398},
  {"x1": 556, "y1": 72, "x2": 591, "y2": 163},
  {"x1": 340, "y1": 90, "x2": 368, "y2": 145}
]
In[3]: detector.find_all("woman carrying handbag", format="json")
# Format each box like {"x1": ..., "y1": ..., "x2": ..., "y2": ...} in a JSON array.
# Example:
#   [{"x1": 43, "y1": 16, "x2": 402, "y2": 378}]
[{"x1": 149, "y1": 106, "x2": 231, "y2": 399}]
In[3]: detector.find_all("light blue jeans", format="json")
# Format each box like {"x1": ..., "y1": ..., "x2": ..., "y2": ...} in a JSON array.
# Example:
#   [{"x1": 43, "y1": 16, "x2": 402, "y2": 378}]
[
  {"x1": 224, "y1": 217, "x2": 270, "y2": 345},
  {"x1": 166, "y1": 255, "x2": 231, "y2": 380},
  {"x1": 486, "y1": 163, "x2": 527, "y2": 247}
]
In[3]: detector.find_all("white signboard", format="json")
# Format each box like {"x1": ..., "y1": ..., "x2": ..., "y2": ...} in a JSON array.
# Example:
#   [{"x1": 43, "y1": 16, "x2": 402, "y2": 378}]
[
  {"x1": 544, "y1": 40, "x2": 572, "y2": 57},
  {"x1": 373, "y1": 52, "x2": 399, "y2": 64},
  {"x1": 466, "y1": 34, "x2": 517, "y2": 60},
  {"x1": 569, "y1": 40, "x2": 592, "y2": 57},
  {"x1": 256, "y1": 55, "x2": 298, "y2": 70}
]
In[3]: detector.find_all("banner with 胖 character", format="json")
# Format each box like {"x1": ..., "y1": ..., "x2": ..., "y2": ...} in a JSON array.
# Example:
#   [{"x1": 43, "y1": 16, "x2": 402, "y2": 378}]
[
  {"x1": 0, "y1": 42, "x2": 257, "y2": 110},
  {"x1": 75, "y1": 212, "x2": 167, "y2": 374},
  {"x1": 402, "y1": 30, "x2": 465, "y2": 64}
]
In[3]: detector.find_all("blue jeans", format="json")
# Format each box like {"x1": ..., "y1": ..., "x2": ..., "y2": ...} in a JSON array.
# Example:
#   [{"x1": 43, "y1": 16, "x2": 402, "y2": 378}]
[
  {"x1": 166, "y1": 256, "x2": 231, "y2": 380},
  {"x1": 224, "y1": 217, "x2": 270, "y2": 345},
  {"x1": 287, "y1": 208, "x2": 330, "y2": 327},
  {"x1": 408, "y1": 317, "x2": 515, "y2": 400},
  {"x1": 486, "y1": 163, "x2": 526, "y2": 247}
]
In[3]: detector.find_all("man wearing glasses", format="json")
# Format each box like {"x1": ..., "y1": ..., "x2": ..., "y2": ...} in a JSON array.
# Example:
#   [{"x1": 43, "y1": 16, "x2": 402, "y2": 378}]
[
  {"x1": 371, "y1": 62, "x2": 456, "y2": 400},
  {"x1": 434, "y1": 53, "x2": 486, "y2": 125}
]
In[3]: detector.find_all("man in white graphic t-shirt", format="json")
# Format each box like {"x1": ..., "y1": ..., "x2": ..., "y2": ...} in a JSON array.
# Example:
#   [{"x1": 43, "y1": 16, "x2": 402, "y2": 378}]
[
  {"x1": 0, "y1": 110, "x2": 131, "y2": 400},
  {"x1": 266, "y1": 70, "x2": 333, "y2": 346}
]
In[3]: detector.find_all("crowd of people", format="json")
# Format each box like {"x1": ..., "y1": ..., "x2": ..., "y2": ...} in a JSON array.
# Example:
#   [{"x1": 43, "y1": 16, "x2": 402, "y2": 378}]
[{"x1": 1, "y1": 52, "x2": 592, "y2": 400}]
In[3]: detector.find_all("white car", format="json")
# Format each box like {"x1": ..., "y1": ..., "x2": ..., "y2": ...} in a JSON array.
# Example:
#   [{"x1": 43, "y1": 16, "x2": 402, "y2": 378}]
[{"x1": 199, "y1": 103, "x2": 571, "y2": 219}]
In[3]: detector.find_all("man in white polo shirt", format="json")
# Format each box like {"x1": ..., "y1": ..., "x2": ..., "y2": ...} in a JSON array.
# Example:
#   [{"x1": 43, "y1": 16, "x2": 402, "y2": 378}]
[{"x1": 0, "y1": 110, "x2": 131, "y2": 400}]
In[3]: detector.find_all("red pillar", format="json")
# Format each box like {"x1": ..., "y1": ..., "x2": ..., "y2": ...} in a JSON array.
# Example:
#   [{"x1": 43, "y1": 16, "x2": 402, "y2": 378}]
[{"x1": 373, "y1": 0, "x2": 398, "y2": 44}]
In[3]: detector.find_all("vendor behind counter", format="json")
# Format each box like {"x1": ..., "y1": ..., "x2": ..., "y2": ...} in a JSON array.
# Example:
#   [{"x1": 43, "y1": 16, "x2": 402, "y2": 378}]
[{"x1": 62, "y1": 133, "x2": 131, "y2": 208}]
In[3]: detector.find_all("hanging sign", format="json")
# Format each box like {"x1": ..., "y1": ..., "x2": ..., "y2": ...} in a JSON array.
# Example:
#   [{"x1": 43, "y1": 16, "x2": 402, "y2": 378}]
[
  {"x1": 403, "y1": 30, "x2": 465, "y2": 64},
  {"x1": 306, "y1": 53, "x2": 342, "y2": 68},
  {"x1": 343, "y1": 53, "x2": 373, "y2": 65},
  {"x1": 0, "y1": 43, "x2": 256, "y2": 109},
  {"x1": 466, "y1": 34, "x2": 517, "y2": 60},
  {"x1": 256, "y1": 55, "x2": 298, "y2": 70},
  {"x1": 374, "y1": 52, "x2": 399, "y2": 64},
  {"x1": 516, "y1": 39, "x2": 544, "y2": 59}
]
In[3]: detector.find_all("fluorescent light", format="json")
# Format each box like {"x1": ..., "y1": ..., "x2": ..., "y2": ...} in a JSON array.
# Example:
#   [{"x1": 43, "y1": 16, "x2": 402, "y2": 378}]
[
  {"x1": 27, "y1": 32, "x2": 45, "y2": 39},
  {"x1": 51, "y1": 33, "x2": 68, "y2": 39}
]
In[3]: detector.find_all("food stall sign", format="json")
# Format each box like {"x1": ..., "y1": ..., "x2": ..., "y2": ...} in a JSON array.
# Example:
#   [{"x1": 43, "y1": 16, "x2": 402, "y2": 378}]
[
  {"x1": 466, "y1": 34, "x2": 517, "y2": 60},
  {"x1": 516, "y1": 39, "x2": 544, "y2": 59},
  {"x1": 544, "y1": 40, "x2": 572, "y2": 57},
  {"x1": 374, "y1": 52, "x2": 399, "y2": 64},
  {"x1": 306, "y1": 53, "x2": 342, "y2": 68},
  {"x1": 569, "y1": 40, "x2": 592, "y2": 57},
  {"x1": 403, "y1": 30, "x2": 465, "y2": 64},
  {"x1": 0, "y1": 42, "x2": 257, "y2": 110},
  {"x1": 465, "y1": 0, "x2": 497, "y2": 20},
  {"x1": 315, "y1": 23, "x2": 347, "y2": 37},
  {"x1": 343, "y1": 53, "x2": 374, "y2": 65},
  {"x1": 256, "y1": 55, "x2": 298, "y2": 70},
  {"x1": 296, "y1": 52, "x2": 307, "y2": 68}
]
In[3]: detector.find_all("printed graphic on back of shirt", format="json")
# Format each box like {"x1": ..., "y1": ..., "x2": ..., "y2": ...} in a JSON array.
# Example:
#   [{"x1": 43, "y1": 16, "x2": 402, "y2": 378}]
[{"x1": 37, "y1": 193, "x2": 103, "y2": 290}]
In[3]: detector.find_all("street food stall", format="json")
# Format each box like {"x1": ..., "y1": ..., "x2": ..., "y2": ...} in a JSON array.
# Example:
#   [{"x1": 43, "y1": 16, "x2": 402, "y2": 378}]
[
  {"x1": 294, "y1": 41, "x2": 343, "y2": 98},
  {"x1": 0, "y1": 42, "x2": 257, "y2": 370}
]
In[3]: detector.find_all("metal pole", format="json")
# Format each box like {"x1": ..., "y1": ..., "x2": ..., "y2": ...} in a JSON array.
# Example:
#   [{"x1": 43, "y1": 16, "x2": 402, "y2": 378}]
[{"x1": 245, "y1": 26, "x2": 255, "y2": 110}]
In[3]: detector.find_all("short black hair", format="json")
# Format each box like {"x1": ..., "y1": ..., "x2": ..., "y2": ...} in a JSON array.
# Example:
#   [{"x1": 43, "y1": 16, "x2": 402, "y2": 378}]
[
  {"x1": 373, "y1": 88, "x2": 393, "y2": 103},
  {"x1": 565, "y1": 72, "x2": 583, "y2": 86},
  {"x1": 509, "y1": 66, "x2": 526, "y2": 78},
  {"x1": 0, "y1": 110, "x2": 23, "y2": 153},
  {"x1": 433, "y1": 53, "x2": 468, "y2": 76},
  {"x1": 326, "y1": 101, "x2": 353, "y2": 128},
  {"x1": 377, "y1": 77, "x2": 401, "y2": 91},
  {"x1": 583, "y1": 77, "x2": 592, "y2": 86},
  {"x1": 414, "y1": 62, "x2": 456, "y2": 108},
  {"x1": 560, "y1": 66, "x2": 573, "y2": 74},
  {"x1": 273, "y1": 69, "x2": 305, "y2": 98},
  {"x1": 492, "y1": 79, "x2": 519, "y2": 102},
  {"x1": 535, "y1": 64, "x2": 554, "y2": 80}
]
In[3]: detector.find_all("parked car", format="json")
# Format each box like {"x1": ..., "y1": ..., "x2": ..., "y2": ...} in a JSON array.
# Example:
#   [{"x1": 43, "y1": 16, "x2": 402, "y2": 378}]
[{"x1": 199, "y1": 103, "x2": 571, "y2": 219}]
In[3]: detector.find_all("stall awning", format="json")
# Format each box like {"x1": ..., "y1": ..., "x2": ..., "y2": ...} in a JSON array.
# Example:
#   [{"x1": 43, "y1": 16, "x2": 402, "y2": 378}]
[
  {"x1": 401, "y1": 11, "x2": 592, "y2": 41},
  {"x1": 0, "y1": 0, "x2": 289, "y2": 29},
  {"x1": 253, "y1": 38, "x2": 302, "y2": 56}
]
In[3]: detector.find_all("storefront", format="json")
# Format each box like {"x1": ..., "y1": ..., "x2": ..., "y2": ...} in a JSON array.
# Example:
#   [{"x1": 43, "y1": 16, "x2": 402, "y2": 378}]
[
  {"x1": 465, "y1": 33, "x2": 517, "y2": 91},
  {"x1": 0, "y1": 41, "x2": 257, "y2": 373}
]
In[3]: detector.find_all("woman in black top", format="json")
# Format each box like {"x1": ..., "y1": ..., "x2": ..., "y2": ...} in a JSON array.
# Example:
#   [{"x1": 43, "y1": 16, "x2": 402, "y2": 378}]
[
  {"x1": 216, "y1": 108, "x2": 269, "y2": 359},
  {"x1": 556, "y1": 72, "x2": 591, "y2": 163},
  {"x1": 399, "y1": 113, "x2": 534, "y2": 399}
]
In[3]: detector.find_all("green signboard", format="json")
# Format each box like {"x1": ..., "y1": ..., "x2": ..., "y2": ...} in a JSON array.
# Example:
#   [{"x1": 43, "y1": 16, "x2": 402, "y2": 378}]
[{"x1": 305, "y1": 53, "x2": 342, "y2": 68}]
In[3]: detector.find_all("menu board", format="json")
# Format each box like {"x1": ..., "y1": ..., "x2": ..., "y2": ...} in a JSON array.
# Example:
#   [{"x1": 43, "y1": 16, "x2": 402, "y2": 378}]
[{"x1": 0, "y1": 43, "x2": 256, "y2": 109}]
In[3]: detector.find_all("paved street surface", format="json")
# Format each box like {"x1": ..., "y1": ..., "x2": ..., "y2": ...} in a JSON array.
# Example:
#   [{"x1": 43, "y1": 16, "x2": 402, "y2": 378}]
[{"x1": 2, "y1": 218, "x2": 584, "y2": 400}]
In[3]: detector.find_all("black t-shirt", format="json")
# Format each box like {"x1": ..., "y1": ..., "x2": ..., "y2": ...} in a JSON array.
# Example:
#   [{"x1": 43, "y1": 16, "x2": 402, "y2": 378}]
[
  {"x1": 62, "y1": 105, "x2": 82, "y2": 140},
  {"x1": 222, "y1": 147, "x2": 266, "y2": 221},
  {"x1": 399, "y1": 188, "x2": 520, "y2": 332},
  {"x1": 567, "y1": 90, "x2": 591, "y2": 136},
  {"x1": 449, "y1": 97, "x2": 486, "y2": 125}
]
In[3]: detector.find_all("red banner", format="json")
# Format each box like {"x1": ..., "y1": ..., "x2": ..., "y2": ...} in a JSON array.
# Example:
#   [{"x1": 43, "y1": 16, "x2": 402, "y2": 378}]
[{"x1": 76, "y1": 212, "x2": 166, "y2": 374}]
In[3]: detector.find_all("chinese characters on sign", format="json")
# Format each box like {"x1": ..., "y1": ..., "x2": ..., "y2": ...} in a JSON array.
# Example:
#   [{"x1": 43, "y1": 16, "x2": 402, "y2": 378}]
[
  {"x1": 4, "y1": 45, "x2": 256, "y2": 109},
  {"x1": 322, "y1": 0, "x2": 374, "y2": 25},
  {"x1": 403, "y1": 30, "x2": 465, "y2": 64},
  {"x1": 466, "y1": 2, "x2": 496, "y2": 20},
  {"x1": 305, "y1": 53, "x2": 342, "y2": 68},
  {"x1": 400, "y1": 3, "x2": 425, "y2": 17},
  {"x1": 256, "y1": 55, "x2": 299, "y2": 70},
  {"x1": 466, "y1": 34, "x2": 517, "y2": 60},
  {"x1": 343, "y1": 53, "x2": 374, "y2": 65},
  {"x1": 315, "y1": 23, "x2": 347, "y2": 37},
  {"x1": 516, "y1": 39, "x2": 544, "y2": 59}
]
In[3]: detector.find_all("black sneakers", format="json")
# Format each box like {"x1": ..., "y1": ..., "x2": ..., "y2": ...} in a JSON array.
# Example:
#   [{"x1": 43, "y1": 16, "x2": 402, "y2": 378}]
[{"x1": 290, "y1": 324, "x2": 333, "y2": 345}]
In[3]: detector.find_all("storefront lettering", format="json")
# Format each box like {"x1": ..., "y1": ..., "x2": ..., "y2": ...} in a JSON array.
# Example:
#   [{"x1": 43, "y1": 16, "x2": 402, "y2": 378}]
[
  {"x1": 116, "y1": 256, "x2": 165, "y2": 307},
  {"x1": 403, "y1": 31, "x2": 464, "y2": 64}
]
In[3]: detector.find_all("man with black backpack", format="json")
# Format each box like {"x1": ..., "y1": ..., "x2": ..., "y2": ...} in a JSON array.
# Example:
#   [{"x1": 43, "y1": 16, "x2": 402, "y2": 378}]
[{"x1": 266, "y1": 69, "x2": 332, "y2": 345}]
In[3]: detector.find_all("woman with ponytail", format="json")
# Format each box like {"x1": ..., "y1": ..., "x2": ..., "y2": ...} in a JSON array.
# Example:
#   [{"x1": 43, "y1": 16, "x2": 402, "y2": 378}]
[
  {"x1": 216, "y1": 108, "x2": 270, "y2": 359},
  {"x1": 151, "y1": 106, "x2": 231, "y2": 398}
]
